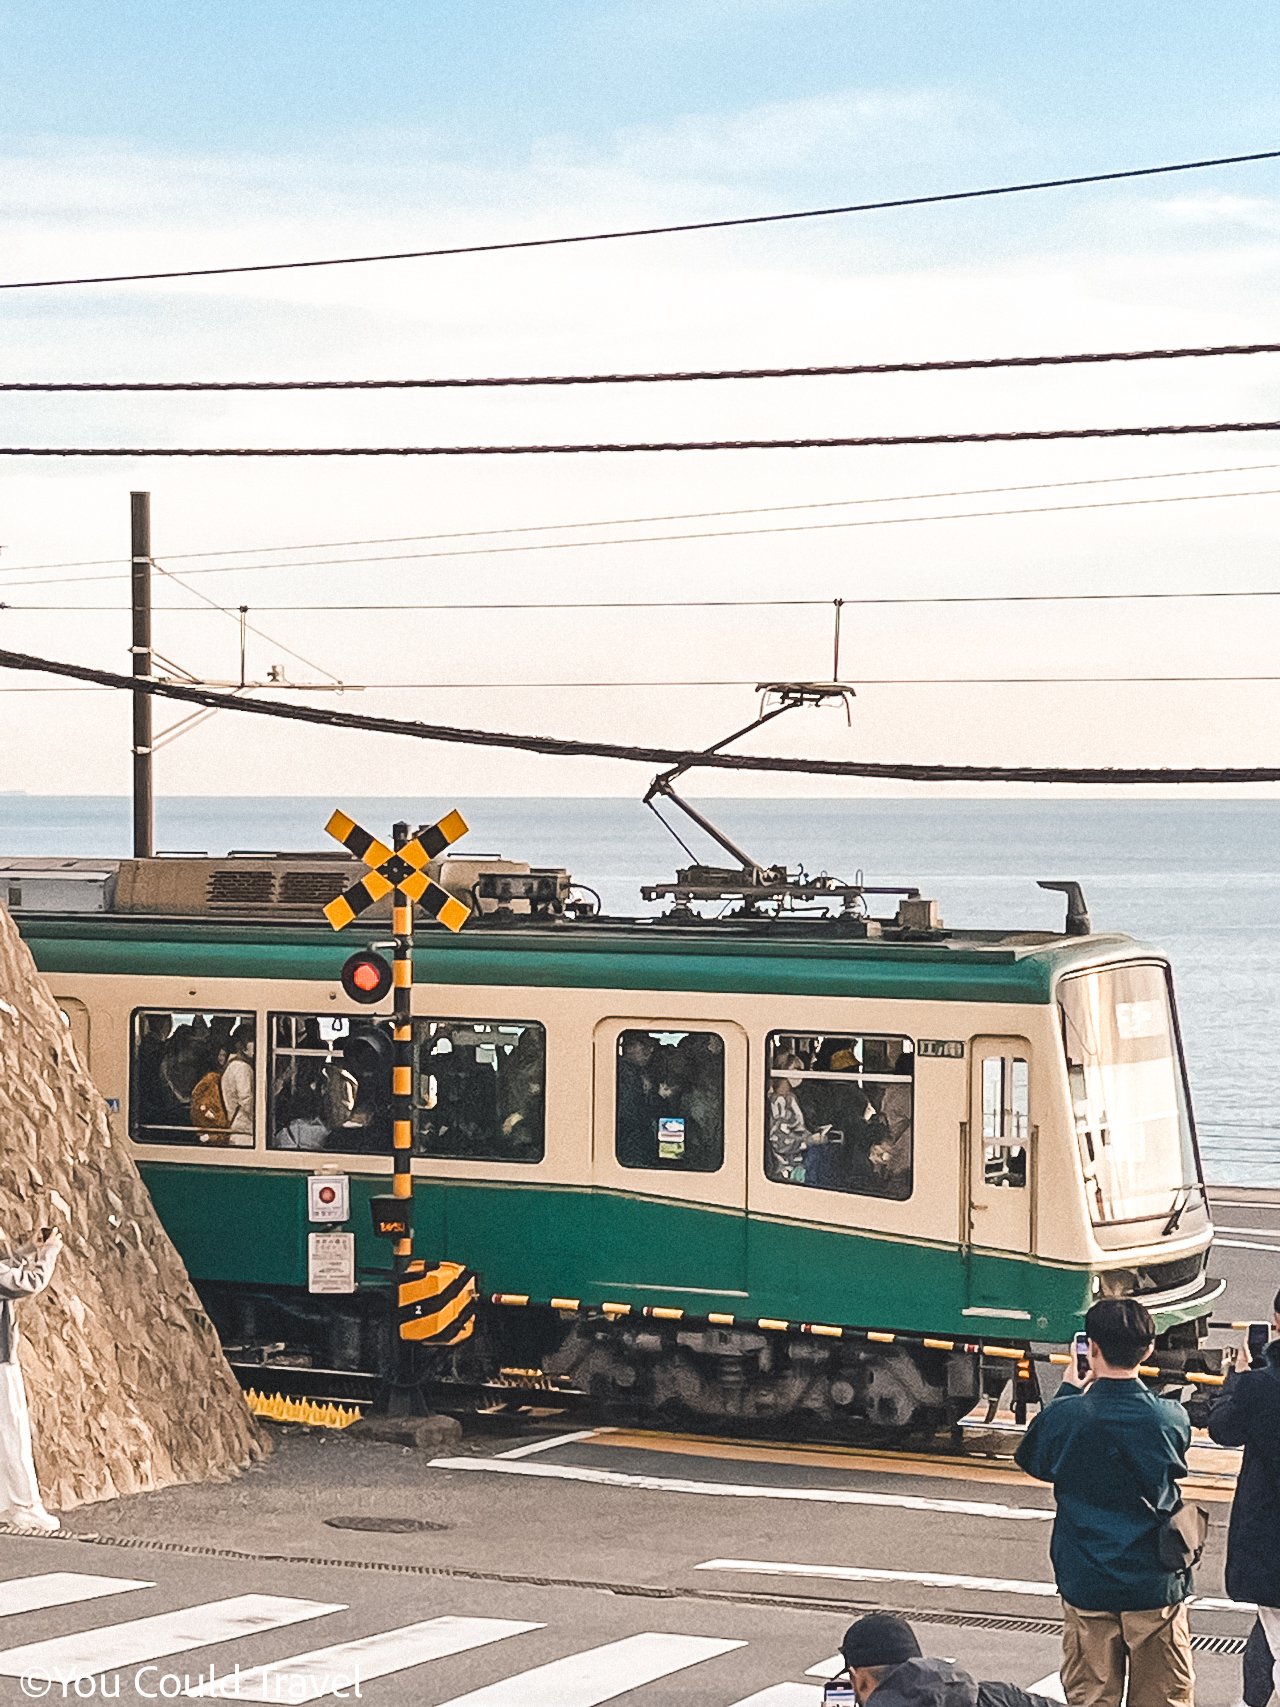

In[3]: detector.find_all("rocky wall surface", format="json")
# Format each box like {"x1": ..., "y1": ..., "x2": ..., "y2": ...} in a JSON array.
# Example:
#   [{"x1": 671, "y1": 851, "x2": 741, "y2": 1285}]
[{"x1": 0, "y1": 904, "x2": 265, "y2": 1510}]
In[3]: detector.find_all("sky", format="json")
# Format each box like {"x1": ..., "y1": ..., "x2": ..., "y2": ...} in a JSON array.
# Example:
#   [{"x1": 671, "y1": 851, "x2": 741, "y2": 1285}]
[{"x1": 1, "y1": 1, "x2": 1279, "y2": 799}]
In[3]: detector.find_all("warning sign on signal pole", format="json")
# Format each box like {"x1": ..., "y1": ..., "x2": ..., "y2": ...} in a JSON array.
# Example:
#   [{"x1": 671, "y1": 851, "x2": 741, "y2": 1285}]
[
  {"x1": 308, "y1": 1232, "x2": 356, "y2": 1294},
  {"x1": 307, "y1": 1174, "x2": 350, "y2": 1223}
]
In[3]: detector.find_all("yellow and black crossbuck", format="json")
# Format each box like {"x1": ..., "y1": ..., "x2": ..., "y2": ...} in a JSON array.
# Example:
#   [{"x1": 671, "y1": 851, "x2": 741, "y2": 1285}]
[{"x1": 322, "y1": 808, "x2": 471, "y2": 932}]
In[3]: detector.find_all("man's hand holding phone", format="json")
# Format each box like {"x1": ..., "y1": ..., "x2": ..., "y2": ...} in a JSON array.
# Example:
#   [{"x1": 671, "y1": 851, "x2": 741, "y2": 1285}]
[{"x1": 1063, "y1": 1331, "x2": 1094, "y2": 1389}]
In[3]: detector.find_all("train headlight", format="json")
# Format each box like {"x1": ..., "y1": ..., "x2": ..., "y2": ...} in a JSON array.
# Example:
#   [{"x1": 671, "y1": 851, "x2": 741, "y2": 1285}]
[{"x1": 340, "y1": 950, "x2": 393, "y2": 1004}]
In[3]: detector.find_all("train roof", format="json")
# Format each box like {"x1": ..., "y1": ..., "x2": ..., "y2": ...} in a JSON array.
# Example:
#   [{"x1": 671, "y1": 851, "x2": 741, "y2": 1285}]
[{"x1": 11, "y1": 909, "x2": 1159, "y2": 1007}]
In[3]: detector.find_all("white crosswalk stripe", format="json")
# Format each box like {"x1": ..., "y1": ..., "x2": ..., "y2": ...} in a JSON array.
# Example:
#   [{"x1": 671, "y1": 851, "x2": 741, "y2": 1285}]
[
  {"x1": 1030, "y1": 1673, "x2": 1067, "y2": 1701},
  {"x1": 0, "y1": 1573, "x2": 152, "y2": 1618},
  {"x1": 805, "y1": 1655, "x2": 843, "y2": 1678},
  {"x1": 429, "y1": 1631, "x2": 745, "y2": 1706},
  {"x1": 727, "y1": 1686, "x2": 822, "y2": 1705},
  {"x1": 0, "y1": 1594, "x2": 345, "y2": 1681},
  {"x1": 189, "y1": 1616, "x2": 543, "y2": 1701}
]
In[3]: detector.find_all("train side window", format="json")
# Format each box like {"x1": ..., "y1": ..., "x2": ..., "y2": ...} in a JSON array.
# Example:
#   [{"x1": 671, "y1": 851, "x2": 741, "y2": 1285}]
[
  {"x1": 131, "y1": 1009, "x2": 256, "y2": 1147},
  {"x1": 414, "y1": 1019, "x2": 545, "y2": 1162},
  {"x1": 981, "y1": 1053, "x2": 1028, "y2": 1188},
  {"x1": 615, "y1": 1028, "x2": 724, "y2": 1172},
  {"x1": 765, "y1": 1032, "x2": 912, "y2": 1201},
  {"x1": 269, "y1": 1014, "x2": 393, "y2": 1154}
]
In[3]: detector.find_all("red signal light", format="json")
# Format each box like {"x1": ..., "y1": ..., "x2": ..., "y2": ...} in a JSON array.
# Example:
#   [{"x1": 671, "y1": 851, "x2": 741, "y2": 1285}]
[{"x1": 340, "y1": 949, "x2": 393, "y2": 1005}]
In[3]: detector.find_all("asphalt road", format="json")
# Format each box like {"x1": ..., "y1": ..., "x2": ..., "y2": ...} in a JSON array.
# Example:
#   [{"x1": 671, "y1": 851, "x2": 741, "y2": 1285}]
[{"x1": 0, "y1": 1189, "x2": 1267, "y2": 1707}]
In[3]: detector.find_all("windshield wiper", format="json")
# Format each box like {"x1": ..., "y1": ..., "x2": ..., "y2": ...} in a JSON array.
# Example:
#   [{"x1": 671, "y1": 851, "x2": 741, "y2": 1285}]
[{"x1": 1162, "y1": 1184, "x2": 1202, "y2": 1237}]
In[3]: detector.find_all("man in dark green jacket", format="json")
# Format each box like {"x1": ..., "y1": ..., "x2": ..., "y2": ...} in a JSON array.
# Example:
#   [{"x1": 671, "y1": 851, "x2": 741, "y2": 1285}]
[{"x1": 1015, "y1": 1298, "x2": 1193, "y2": 1707}]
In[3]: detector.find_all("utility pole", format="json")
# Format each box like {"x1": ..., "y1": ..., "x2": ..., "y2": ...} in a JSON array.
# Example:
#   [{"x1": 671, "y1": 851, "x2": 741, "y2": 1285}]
[{"x1": 130, "y1": 491, "x2": 153, "y2": 857}]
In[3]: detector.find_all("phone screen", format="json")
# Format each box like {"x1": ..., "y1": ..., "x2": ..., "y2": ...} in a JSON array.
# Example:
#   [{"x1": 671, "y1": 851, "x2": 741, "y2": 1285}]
[
  {"x1": 1249, "y1": 1322, "x2": 1269, "y2": 1361},
  {"x1": 1073, "y1": 1333, "x2": 1090, "y2": 1378}
]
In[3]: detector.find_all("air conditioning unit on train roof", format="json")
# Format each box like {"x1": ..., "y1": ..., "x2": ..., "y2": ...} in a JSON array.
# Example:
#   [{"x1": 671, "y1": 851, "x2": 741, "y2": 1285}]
[
  {"x1": 105, "y1": 852, "x2": 574, "y2": 921},
  {"x1": 113, "y1": 853, "x2": 360, "y2": 916}
]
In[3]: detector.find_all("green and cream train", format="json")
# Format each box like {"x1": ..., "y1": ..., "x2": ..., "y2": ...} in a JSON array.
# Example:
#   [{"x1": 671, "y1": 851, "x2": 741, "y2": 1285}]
[{"x1": 4, "y1": 845, "x2": 1222, "y2": 1432}]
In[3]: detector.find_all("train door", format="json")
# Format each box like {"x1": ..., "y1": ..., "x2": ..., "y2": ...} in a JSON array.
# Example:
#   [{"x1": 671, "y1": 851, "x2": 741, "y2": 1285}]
[
  {"x1": 965, "y1": 1037, "x2": 1033, "y2": 1318},
  {"x1": 590, "y1": 1018, "x2": 748, "y2": 1301}
]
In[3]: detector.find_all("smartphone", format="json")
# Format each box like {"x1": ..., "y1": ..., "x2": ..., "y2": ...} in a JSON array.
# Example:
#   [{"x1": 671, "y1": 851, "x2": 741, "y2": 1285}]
[
  {"x1": 1248, "y1": 1322, "x2": 1270, "y2": 1362},
  {"x1": 1073, "y1": 1332, "x2": 1090, "y2": 1378}
]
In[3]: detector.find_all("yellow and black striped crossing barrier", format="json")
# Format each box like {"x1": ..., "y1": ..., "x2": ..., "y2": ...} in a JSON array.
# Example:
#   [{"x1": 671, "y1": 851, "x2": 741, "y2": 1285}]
[{"x1": 399, "y1": 1260, "x2": 478, "y2": 1345}]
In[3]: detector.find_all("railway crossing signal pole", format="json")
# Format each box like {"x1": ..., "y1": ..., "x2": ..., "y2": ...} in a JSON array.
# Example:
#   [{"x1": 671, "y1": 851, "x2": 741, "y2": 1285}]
[{"x1": 322, "y1": 808, "x2": 471, "y2": 1412}]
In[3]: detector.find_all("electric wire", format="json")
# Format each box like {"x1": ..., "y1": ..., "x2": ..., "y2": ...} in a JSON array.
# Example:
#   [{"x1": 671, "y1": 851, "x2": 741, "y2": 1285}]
[
  {"x1": 3, "y1": 147, "x2": 1277, "y2": 291},
  {"x1": 7, "y1": 418, "x2": 1280, "y2": 457},
  {"x1": 7, "y1": 458, "x2": 1278, "y2": 576},
  {"x1": 4, "y1": 475, "x2": 1280, "y2": 594},
  {"x1": 7, "y1": 671, "x2": 1280, "y2": 693},
  {"x1": 8, "y1": 339, "x2": 1280, "y2": 389},
  {"x1": 2, "y1": 644, "x2": 1278, "y2": 783},
  {"x1": 10, "y1": 586, "x2": 1280, "y2": 614}
]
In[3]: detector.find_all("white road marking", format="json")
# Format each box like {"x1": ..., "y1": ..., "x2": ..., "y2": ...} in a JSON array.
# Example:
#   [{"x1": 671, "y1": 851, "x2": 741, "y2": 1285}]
[
  {"x1": 697, "y1": 1562, "x2": 1259, "y2": 1615},
  {"x1": 0, "y1": 1595, "x2": 345, "y2": 1681},
  {"x1": 1215, "y1": 1239, "x2": 1280, "y2": 1252},
  {"x1": 805, "y1": 1656, "x2": 843, "y2": 1677},
  {"x1": 1030, "y1": 1675, "x2": 1067, "y2": 1702},
  {"x1": 190, "y1": 1616, "x2": 542, "y2": 1701},
  {"x1": 1214, "y1": 1226, "x2": 1280, "y2": 1237},
  {"x1": 0, "y1": 1574, "x2": 152, "y2": 1618},
  {"x1": 429, "y1": 1457, "x2": 1053, "y2": 1521},
  {"x1": 429, "y1": 1632, "x2": 744, "y2": 1706},
  {"x1": 728, "y1": 1687, "x2": 822, "y2": 1705},
  {"x1": 696, "y1": 1560, "x2": 1061, "y2": 1597},
  {"x1": 497, "y1": 1431, "x2": 598, "y2": 1460}
]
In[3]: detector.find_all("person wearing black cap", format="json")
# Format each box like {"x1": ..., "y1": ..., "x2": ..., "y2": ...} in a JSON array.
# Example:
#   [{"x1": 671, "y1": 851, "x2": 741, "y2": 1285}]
[{"x1": 835, "y1": 1613, "x2": 1057, "y2": 1705}]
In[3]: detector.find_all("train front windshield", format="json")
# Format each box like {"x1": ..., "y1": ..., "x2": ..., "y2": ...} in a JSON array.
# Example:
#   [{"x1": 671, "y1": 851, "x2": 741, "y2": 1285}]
[{"x1": 1058, "y1": 962, "x2": 1200, "y2": 1228}]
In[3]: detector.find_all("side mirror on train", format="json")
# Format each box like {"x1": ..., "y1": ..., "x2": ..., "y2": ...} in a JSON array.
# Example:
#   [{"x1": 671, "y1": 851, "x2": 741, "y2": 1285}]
[{"x1": 340, "y1": 950, "x2": 393, "y2": 1004}]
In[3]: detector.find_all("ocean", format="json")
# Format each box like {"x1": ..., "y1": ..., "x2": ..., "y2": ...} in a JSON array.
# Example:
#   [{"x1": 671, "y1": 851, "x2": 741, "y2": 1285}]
[{"x1": 3, "y1": 794, "x2": 1278, "y2": 1186}]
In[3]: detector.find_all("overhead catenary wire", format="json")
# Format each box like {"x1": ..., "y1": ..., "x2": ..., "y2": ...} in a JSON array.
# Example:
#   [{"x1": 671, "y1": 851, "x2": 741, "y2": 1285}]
[
  {"x1": 9, "y1": 670, "x2": 1277, "y2": 693},
  {"x1": 12, "y1": 586, "x2": 1280, "y2": 615},
  {"x1": 2, "y1": 146, "x2": 1277, "y2": 291},
  {"x1": 8, "y1": 479, "x2": 1280, "y2": 594},
  {"x1": 3, "y1": 644, "x2": 1280, "y2": 782},
  {"x1": 9, "y1": 339, "x2": 1280, "y2": 389},
  {"x1": 7, "y1": 458, "x2": 1278, "y2": 576},
  {"x1": 16, "y1": 479, "x2": 1280, "y2": 593},
  {"x1": 7, "y1": 419, "x2": 1280, "y2": 457}
]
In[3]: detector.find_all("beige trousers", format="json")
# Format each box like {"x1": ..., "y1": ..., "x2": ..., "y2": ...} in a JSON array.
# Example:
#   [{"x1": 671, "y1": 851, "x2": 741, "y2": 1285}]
[{"x1": 1061, "y1": 1600, "x2": 1194, "y2": 1707}]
